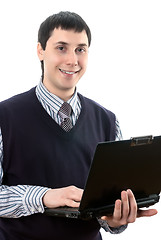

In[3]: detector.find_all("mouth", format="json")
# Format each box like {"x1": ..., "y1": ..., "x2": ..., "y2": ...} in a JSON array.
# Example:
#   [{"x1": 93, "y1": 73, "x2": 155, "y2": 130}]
[{"x1": 59, "y1": 68, "x2": 80, "y2": 75}]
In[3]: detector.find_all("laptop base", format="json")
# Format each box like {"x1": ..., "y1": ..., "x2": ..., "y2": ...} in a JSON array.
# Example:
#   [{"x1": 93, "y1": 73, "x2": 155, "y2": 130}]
[{"x1": 45, "y1": 194, "x2": 160, "y2": 220}]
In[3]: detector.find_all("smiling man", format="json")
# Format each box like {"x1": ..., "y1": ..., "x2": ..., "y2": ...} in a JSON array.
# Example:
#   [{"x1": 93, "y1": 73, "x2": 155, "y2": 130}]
[
  {"x1": 0, "y1": 11, "x2": 157, "y2": 240},
  {"x1": 37, "y1": 27, "x2": 88, "y2": 101}
]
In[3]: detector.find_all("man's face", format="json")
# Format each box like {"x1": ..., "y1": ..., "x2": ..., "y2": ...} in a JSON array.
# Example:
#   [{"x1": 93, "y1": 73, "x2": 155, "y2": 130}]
[{"x1": 37, "y1": 27, "x2": 89, "y2": 100}]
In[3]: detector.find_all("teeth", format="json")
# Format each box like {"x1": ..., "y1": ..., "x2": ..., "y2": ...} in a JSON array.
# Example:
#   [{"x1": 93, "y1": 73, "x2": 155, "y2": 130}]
[
  {"x1": 60, "y1": 69, "x2": 76, "y2": 75},
  {"x1": 65, "y1": 71, "x2": 75, "y2": 75}
]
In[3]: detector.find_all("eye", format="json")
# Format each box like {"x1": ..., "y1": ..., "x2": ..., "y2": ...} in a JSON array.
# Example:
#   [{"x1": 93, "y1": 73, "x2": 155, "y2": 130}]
[
  {"x1": 76, "y1": 48, "x2": 85, "y2": 53},
  {"x1": 57, "y1": 46, "x2": 64, "y2": 51}
]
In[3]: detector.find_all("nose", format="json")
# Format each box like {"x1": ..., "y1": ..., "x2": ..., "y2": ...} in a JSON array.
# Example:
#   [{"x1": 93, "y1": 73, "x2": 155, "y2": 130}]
[{"x1": 65, "y1": 51, "x2": 78, "y2": 66}]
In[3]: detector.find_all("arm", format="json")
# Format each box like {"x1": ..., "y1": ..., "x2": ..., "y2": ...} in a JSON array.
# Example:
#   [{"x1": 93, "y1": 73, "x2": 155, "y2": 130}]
[
  {"x1": 0, "y1": 128, "x2": 49, "y2": 218},
  {"x1": 0, "y1": 129, "x2": 82, "y2": 218},
  {"x1": 0, "y1": 184, "x2": 48, "y2": 218}
]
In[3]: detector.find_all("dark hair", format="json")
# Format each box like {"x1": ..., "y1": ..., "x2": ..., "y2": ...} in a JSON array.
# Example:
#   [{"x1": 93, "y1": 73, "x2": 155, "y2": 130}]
[
  {"x1": 38, "y1": 11, "x2": 91, "y2": 80},
  {"x1": 38, "y1": 11, "x2": 91, "y2": 49}
]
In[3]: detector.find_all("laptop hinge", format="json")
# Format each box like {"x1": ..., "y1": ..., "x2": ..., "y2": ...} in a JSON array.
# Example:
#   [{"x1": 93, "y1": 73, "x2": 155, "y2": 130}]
[{"x1": 131, "y1": 135, "x2": 153, "y2": 147}]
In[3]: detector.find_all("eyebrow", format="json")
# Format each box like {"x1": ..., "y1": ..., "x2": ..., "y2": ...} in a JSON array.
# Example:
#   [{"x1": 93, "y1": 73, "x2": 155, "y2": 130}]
[{"x1": 55, "y1": 41, "x2": 88, "y2": 47}]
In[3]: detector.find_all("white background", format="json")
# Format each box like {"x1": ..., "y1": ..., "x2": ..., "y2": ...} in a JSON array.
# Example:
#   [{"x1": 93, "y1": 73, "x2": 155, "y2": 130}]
[{"x1": 0, "y1": 0, "x2": 161, "y2": 239}]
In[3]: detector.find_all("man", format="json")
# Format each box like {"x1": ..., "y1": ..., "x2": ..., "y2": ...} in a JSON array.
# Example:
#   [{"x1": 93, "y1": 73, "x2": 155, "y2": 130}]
[{"x1": 0, "y1": 11, "x2": 157, "y2": 240}]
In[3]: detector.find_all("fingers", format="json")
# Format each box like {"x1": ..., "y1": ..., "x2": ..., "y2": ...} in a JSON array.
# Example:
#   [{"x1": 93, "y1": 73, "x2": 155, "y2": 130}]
[
  {"x1": 64, "y1": 199, "x2": 80, "y2": 208},
  {"x1": 64, "y1": 186, "x2": 83, "y2": 207},
  {"x1": 103, "y1": 189, "x2": 158, "y2": 229},
  {"x1": 121, "y1": 190, "x2": 130, "y2": 220},
  {"x1": 116, "y1": 189, "x2": 137, "y2": 224},
  {"x1": 104, "y1": 189, "x2": 138, "y2": 228},
  {"x1": 112, "y1": 190, "x2": 136, "y2": 226},
  {"x1": 127, "y1": 189, "x2": 137, "y2": 223},
  {"x1": 113, "y1": 199, "x2": 122, "y2": 220}
]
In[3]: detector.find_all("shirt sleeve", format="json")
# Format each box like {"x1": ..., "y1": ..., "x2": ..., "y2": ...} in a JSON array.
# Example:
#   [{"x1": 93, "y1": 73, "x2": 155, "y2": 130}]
[
  {"x1": 98, "y1": 218, "x2": 127, "y2": 234},
  {"x1": 0, "y1": 128, "x2": 49, "y2": 218},
  {"x1": 115, "y1": 117, "x2": 123, "y2": 141}
]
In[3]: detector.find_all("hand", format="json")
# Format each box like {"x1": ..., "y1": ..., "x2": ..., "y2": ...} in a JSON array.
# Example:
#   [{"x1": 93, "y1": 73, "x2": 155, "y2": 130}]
[
  {"x1": 101, "y1": 189, "x2": 158, "y2": 228},
  {"x1": 42, "y1": 185, "x2": 83, "y2": 208}
]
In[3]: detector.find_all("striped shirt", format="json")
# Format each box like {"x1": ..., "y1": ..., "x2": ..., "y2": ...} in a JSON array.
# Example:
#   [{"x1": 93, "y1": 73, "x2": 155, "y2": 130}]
[
  {"x1": 36, "y1": 80, "x2": 82, "y2": 127},
  {"x1": 0, "y1": 81, "x2": 122, "y2": 218}
]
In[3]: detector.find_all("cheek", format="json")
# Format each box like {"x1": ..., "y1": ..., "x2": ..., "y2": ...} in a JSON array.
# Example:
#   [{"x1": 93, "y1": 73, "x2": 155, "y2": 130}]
[
  {"x1": 44, "y1": 56, "x2": 60, "y2": 71},
  {"x1": 79, "y1": 56, "x2": 88, "y2": 69},
  {"x1": 81, "y1": 59, "x2": 88, "y2": 73}
]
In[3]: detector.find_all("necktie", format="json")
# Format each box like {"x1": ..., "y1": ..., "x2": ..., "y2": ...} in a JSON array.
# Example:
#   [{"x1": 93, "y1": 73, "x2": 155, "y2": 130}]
[{"x1": 58, "y1": 102, "x2": 73, "y2": 132}]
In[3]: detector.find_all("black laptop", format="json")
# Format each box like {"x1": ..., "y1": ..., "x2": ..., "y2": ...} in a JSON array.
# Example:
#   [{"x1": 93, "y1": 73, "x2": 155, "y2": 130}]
[{"x1": 45, "y1": 135, "x2": 161, "y2": 220}]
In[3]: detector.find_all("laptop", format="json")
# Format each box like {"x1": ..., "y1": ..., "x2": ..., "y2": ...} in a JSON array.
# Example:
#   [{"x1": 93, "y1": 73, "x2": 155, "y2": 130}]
[{"x1": 45, "y1": 135, "x2": 161, "y2": 220}]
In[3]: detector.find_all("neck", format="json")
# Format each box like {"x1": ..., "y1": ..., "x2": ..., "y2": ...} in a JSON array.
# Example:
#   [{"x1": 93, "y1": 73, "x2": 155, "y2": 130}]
[{"x1": 42, "y1": 80, "x2": 75, "y2": 102}]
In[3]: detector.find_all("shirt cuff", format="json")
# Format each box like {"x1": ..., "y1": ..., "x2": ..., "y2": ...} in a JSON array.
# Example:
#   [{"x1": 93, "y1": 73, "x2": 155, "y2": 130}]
[
  {"x1": 98, "y1": 218, "x2": 127, "y2": 234},
  {"x1": 23, "y1": 186, "x2": 49, "y2": 215}
]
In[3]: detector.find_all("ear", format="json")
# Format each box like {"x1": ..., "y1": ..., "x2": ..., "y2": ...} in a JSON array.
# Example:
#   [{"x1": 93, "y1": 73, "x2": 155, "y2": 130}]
[{"x1": 37, "y1": 42, "x2": 44, "y2": 61}]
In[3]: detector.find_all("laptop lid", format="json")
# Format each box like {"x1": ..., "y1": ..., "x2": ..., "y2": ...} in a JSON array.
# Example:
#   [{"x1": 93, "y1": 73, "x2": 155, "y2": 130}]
[
  {"x1": 45, "y1": 135, "x2": 161, "y2": 219},
  {"x1": 78, "y1": 135, "x2": 160, "y2": 218}
]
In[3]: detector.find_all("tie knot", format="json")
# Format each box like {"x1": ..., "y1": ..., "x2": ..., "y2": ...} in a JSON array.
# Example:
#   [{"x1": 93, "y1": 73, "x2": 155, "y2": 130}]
[{"x1": 58, "y1": 102, "x2": 72, "y2": 119}]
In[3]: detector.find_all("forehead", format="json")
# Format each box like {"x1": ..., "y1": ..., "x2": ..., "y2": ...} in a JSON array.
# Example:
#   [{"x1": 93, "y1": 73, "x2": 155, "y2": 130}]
[{"x1": 48, "y1": 27, "x2": 89, "y2": 46}]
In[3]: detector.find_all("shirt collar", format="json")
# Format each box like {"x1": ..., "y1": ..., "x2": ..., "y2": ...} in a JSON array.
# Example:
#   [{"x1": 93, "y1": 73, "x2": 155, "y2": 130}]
[{"x1": 36, "y1": 80, "x2": 79, "y2": 116}]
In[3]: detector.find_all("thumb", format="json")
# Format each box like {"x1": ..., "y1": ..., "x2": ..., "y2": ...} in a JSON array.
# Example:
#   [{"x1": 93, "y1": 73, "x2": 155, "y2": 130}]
[{"x1": 137, "y1": 209, "x2": 158, "y2": 218}]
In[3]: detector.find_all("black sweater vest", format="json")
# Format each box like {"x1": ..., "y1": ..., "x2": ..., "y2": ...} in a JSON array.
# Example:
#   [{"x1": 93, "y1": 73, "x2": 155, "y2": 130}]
[{"x1": 0, "y1": 88, "x2": 116, "y2": 240}]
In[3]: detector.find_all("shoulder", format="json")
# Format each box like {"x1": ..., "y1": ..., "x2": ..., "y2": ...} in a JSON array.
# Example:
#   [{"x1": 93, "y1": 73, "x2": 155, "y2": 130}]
[
  {"x1": 0, "y1": 87, "x2": 36, "y2": 110},
  {"x1": 0, "y1": 87, "x2": 37, "y2": 121},
  {"x1": 78, "y1": 93, "x2": 116, "y2": 120},
  {"x1": 78, "y1": 93, "x2": 117, "y2": 141}
]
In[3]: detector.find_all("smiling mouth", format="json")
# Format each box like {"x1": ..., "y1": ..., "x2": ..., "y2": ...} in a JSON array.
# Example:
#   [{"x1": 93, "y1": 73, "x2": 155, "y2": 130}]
[{"x1": 59, "y1": 68, "x2": 80, "y2": 75}]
